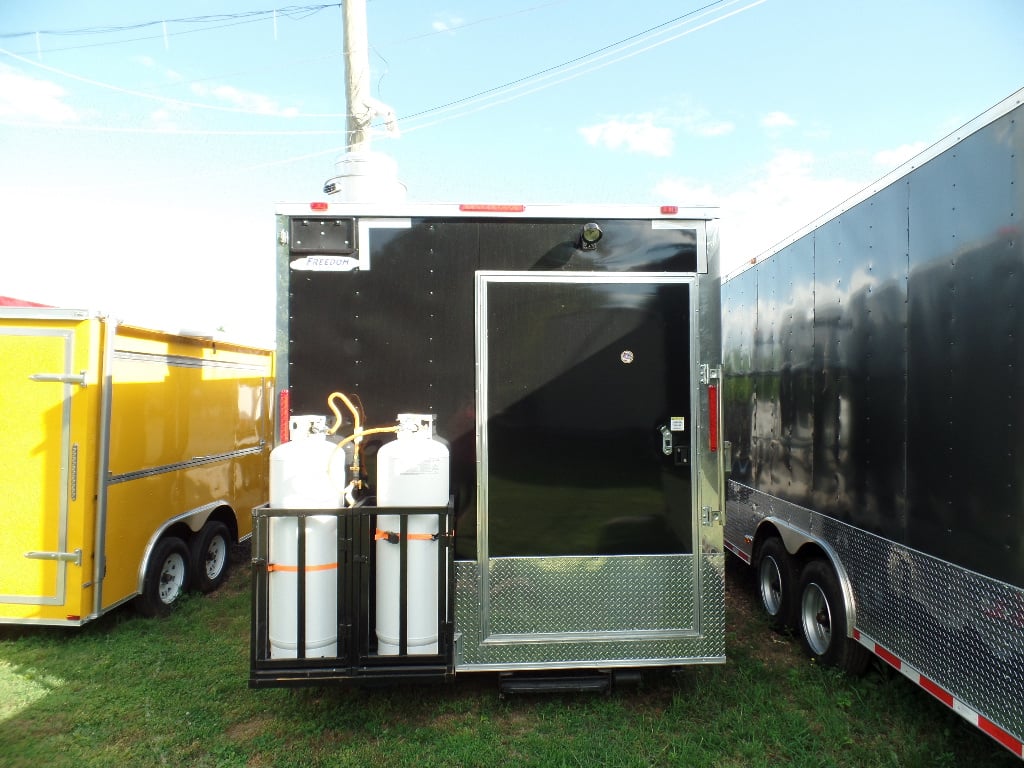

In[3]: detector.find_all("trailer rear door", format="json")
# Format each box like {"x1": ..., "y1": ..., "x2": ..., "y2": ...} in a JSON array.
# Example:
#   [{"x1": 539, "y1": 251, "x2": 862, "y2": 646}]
[
  {"x1": 477, "y1": 273, "x2": 698, "y2": 639},
  {"x1": 0, "y1": 312, "x2": 94, "y2": 624}
]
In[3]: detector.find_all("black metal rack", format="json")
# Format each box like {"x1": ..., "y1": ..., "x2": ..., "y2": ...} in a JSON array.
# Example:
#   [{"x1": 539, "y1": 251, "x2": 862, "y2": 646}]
[{"x1": 249, "y1": 497, "x2": 456, "y2": 688}]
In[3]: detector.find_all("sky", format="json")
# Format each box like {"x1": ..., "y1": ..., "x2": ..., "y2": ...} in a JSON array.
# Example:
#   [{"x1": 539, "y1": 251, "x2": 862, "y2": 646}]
[{"x1": 1, "y1": 0, "x2": 1022, "y2": 344}]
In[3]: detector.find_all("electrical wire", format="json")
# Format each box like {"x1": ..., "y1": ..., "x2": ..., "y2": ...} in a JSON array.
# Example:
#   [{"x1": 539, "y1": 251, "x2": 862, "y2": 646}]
[
  {"x1": 395, "y1": 0, "x2": 764, "y2": 129},
  {"x1": 0, "y1": 44, "x2": 346, "y2": 117},
  {"x1": 1, "y1": 6, "x2": 338, "y2": 57},
  {"x1": 0, "y1": 0, "x2": 763, "y2": 126},
  {"x1": 0, "y1": 0, "x2": 768, "y2": 188},
  {"x1": 1, "y1": 5, "x2": 338, "y2": 38}
]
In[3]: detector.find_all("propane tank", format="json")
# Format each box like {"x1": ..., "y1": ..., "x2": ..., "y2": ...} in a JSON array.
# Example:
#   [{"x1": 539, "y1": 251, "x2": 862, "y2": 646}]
[
  {"x1": 268, "y1": 415, "x2": 344, "y2": 659},
  {"x1": 375, "y1": 414, "x2": 449, "y2": 655}
]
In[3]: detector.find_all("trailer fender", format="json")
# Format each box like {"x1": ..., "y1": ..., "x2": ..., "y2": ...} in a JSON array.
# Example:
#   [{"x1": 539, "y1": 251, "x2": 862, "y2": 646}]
[
  {"x1": 757, "y1": 518, "x2": 859, "y2": 638},
  {"x1": 135, "y1": 500, "x2": 234, "y2": 595}
]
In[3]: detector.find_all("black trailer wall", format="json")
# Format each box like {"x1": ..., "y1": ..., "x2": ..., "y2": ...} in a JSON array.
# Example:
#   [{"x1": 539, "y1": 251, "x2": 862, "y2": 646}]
[
  {"x1": 723, "y1": 103, "x2": 1024, "y2": 588},
  {"x1": 285, "y1": 218, "x2": 700, "y2": 561}
]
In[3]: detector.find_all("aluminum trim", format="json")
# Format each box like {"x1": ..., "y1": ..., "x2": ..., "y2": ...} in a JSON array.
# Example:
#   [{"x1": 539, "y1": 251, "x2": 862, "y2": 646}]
[
  {"x1": 276, "y1": 202, "x2": 720, "y2": 221},
  {"x1": 107, "y1": 446, "x2": 265, "y2": 485},
  {"x1": 0, "y1": 325, "x2": 77, "y2": 606},
  {"x1": 475, "y1": 272, "x2": 701, "y2": 646},
  {"x1": 94, "y1": 317, "x2": 116, "y2": 617},
  {"x1": 113, "y1": 349, "x2": 268, "y2": 372}
]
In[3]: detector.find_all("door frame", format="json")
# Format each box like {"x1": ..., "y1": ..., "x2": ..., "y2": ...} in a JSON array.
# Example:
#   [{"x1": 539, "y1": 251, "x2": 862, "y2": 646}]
[{"x1": 473, "y1": 271, "x2": 700, "y2": 645}]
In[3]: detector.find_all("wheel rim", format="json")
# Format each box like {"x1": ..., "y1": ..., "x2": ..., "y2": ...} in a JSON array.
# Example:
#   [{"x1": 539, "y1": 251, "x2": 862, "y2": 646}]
[
  {"x1": 801, "y1": 581, "x2": 832, "y2": 655},
  {"x1": 204, "y1": 535, "x2": 228, "y2": 580},
  {"x1": 759, "y1": 556, "x2": 783, "y2": 616},
  {"x1": 158, "y1": 551, "x2": 187, "y2": 604}
]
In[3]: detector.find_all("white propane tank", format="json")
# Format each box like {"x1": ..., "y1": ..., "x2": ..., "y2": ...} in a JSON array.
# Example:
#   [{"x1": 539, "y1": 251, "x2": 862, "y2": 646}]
[
  {"x1": 268, "y1": 415, "x2": 345, "y2": 659},
  {"x1": 375, "y1": 414, "x2": 449, "y2": 655}
]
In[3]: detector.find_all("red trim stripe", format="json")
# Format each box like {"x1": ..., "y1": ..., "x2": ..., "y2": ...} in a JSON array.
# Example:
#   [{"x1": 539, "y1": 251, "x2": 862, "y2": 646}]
[
  {"x1": 979, "y1": 716, "x2": 1024, "y2": 757},
  {"x1": 856, "y1": 630, "x2": 1023, "y2": 758},
  {"x1": 874, "y1": 643, "x2": 901, "y2": 670},
  {"x1": 919, "y1": 675, "x2": 955, "y2": 708}
]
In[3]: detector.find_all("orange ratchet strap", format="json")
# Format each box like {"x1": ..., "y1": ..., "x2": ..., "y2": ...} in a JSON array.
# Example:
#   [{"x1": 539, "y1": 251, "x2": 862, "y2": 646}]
[
  {"x1": 266, "y1": 562, "x2": 338, "y2": 573},
  {"x1": 374, "y1": 529, "x2": 438, "y2": 543}
]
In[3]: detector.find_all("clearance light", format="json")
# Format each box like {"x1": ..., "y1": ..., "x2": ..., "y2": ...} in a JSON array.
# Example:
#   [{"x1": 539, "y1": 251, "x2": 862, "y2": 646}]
[
  {"x1": 660, "y1": 205, "x2": 679, "y2": 215},
  {"x1": 279, "y1": 389, "x2": 291, "y2": 443},
  {"x1": 708, "y1": 384, "x2": 719, "y2": 452},
  {"x1": 458, "y1": 204, "x2": 526, "y2": 213},
  {"x1": 310, "y1": 202, "x2": 329, "y2": 211}
]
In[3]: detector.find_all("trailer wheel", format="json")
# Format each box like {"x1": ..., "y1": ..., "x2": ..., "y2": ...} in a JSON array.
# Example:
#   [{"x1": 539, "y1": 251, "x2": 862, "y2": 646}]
[
  {"x1": 756, "y1": 537, "x2": 797, "y2": 631},
  {"x1": 190, "y1": 520, "x2": 231, "y2": 593},
  {"x1": 137, "y1": 536, "x2": 190, "y2": 617},
  {"x1": 797, "y1": 559, "x2": 871, "y2": 675}
]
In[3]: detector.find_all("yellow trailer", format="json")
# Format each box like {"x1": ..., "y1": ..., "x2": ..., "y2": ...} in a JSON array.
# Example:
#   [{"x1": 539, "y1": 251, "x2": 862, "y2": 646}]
[{"x1": 0, "y1": 308, "x2": 273, "y2": 626}]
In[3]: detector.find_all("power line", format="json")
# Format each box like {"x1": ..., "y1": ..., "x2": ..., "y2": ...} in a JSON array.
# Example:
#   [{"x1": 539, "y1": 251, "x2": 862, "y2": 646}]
[
  {"x1": 0, "y1": 5, "x2": 339, "y2": 38},
  {"x1": 0, "y1": 44, "x2": 348, "y2": 118},
  {"x1": 0, "y1": 0, "x2": 768, "y2": 185},
  {"x1": 1, "y1": 5, "x2": 339, "y2": 57},
  {"x1": 395, "y1": 0, "x2": 764, "y2": 128},
  {"x1": 0, "y1": 0, "x2": 763, "y2": 124}
]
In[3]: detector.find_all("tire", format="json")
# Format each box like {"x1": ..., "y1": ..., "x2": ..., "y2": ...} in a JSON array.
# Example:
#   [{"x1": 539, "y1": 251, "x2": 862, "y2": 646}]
[
  {"x1": 797, "y1": 558, "x2": 872, "y2": 675},
  {"x1": 190, "y1": 520, "x2": 232, "y2": 593},
  {"x1": 137, "y1": 536, "x2": 190, "y2": 618},
  {"x1": 755, "y1": 537, "x2": 798, "y2": 631}
]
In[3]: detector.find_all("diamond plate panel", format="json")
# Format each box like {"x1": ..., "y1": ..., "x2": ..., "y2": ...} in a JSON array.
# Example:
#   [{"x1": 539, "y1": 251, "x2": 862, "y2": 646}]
[
  {"x1": 729, "y1": 483, "x2": 1024, "y2": 743},
  {"x1": 454, "y1": 554, "x2": 725, "y2": 669},
  {"x1": 488, "y1": 556, "x2": 694, "y2": 635}
]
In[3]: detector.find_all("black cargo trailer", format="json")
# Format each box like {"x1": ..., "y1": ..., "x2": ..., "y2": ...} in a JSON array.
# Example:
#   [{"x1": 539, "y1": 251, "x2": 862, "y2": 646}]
[
  {"x1": 252, "y1": 204, "x2": 725, "y2": 690},
  {"x1": 722, "y1": 88, "x2": 1024, "y2": 758}
]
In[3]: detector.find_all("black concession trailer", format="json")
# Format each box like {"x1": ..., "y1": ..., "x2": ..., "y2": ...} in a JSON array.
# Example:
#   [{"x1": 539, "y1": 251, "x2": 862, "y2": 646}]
[
  {"x1": 251, "y1": 203, "x2": 725, "y2": 691},
  {"x1": 722, "y1": 88, "x2": 1024, "y2": 758}
]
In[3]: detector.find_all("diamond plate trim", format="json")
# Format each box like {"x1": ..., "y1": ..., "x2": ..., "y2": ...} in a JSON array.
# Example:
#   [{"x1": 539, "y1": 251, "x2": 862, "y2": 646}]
[
  {"x1": 729, "y1": 483, "x2": 1024, "y2": 743},
  {"x1": 454, "y1": 554, "x2": 725, "y2": 669}
]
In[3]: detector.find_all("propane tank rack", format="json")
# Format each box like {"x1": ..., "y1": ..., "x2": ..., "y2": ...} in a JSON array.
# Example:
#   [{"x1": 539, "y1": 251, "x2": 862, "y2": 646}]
[{"x1": 249, "y1": 497, "x2": 456, "y2": 688}]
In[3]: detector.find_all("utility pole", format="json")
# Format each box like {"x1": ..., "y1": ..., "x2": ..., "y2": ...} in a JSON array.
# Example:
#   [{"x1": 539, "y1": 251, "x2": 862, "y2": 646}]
[
  {"x1": 343, "y1": 0, "x2": 371, "y2": 153},
  {"x1": 324, "y1": 0, "x2": 404, "y2": 200}
]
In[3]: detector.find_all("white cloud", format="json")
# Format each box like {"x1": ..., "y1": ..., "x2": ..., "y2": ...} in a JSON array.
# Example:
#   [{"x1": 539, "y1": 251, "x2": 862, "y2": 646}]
[
  {"x1": 134, "y1": 56, "x2": 184, "y2": 84},
  {"x1": 190, "y1": 82, "x2": 298, "y2": 117},
  {"x1": 653, "y1": 176, "x2": 720, "y2": 205},
  {"x1": 432, "y1": 16, "x2": 464, "y2": 34},
  {"x1": 580, "y1": 102, "x2": 733, "y2": 156},
  {"x1": 657, "y1": 148, "x2": 866, "y2": 273},
  {"x1": 0, "y1": 65, "x2": 79, "y2": 123},
  {"x1": 579, "y1": 117, "x2": 674, "y2": 157},
  {"x1": 679, "y1": 112, "x2": 734, "y2": 137},
  {"x1": 761, "y1": 110, "x2": 797, "y2": 128},
  {"x1": 873, "y1": 141, "x2": 928, "y2": 169}
]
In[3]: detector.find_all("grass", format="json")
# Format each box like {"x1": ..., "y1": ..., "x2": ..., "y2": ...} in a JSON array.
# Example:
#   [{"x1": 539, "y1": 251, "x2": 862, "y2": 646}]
[{"x1": 0, "y1": 552, "x2": 1018, "y2": 768}]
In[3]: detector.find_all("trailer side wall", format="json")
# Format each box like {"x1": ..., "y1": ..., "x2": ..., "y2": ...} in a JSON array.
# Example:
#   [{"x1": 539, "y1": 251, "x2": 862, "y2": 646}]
[{"x1": 723, "y1": 95, "x2": 1023, "y2": 754}]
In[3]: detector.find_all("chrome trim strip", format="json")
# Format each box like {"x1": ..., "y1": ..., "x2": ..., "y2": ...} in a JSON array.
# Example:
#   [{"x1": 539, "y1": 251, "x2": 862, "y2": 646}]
[
  {"x1": 113, "y1": 349, "x2": 267, "y2": 372},
  {"x1": 108, "y1": 446, "x2": 265, "y2": 485},
  {"x1": 94, "y1": 318, "x2": 117, "y2": 616}
]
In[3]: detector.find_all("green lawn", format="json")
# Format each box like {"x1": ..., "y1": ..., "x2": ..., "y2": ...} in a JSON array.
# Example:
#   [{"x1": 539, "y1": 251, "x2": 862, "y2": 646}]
[{"x1": 0, "y1": 552, "x2": 1017, "y2": 767}]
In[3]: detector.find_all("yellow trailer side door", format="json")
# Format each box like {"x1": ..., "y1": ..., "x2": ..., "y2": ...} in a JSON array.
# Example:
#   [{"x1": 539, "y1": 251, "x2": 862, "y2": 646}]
[{"x1": 0, "y1": 313, "x2": 93, "y2": 624}]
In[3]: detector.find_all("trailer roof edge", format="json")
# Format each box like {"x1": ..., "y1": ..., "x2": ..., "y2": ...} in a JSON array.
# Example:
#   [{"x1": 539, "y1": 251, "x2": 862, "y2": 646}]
[{"x1": 724, "y1": 85, "x2": 1024, "y2": 281}]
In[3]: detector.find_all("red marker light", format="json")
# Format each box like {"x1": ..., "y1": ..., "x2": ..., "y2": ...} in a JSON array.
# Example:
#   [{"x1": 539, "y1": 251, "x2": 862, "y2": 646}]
[
  {"x1": 458, "y1": 204, "x2": 526, "y2": 213},
  {"x1": 310, "y1": 202, "x2": 329, "y2": 211},
  {"x1": 708, "y1": 384, "x2": 719, "y2": 452},
  {"x1": 279, "y1": 389, "x2": 291, "y2": 443},
  {"x1": 660, "y1": 205, "x2": 679, "y2": 215}
]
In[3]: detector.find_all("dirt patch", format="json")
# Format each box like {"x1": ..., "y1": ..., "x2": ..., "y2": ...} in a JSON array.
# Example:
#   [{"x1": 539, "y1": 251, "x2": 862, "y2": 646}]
[{"x1": 724, "y1": 554, "x2": 806, "y2": 669}]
